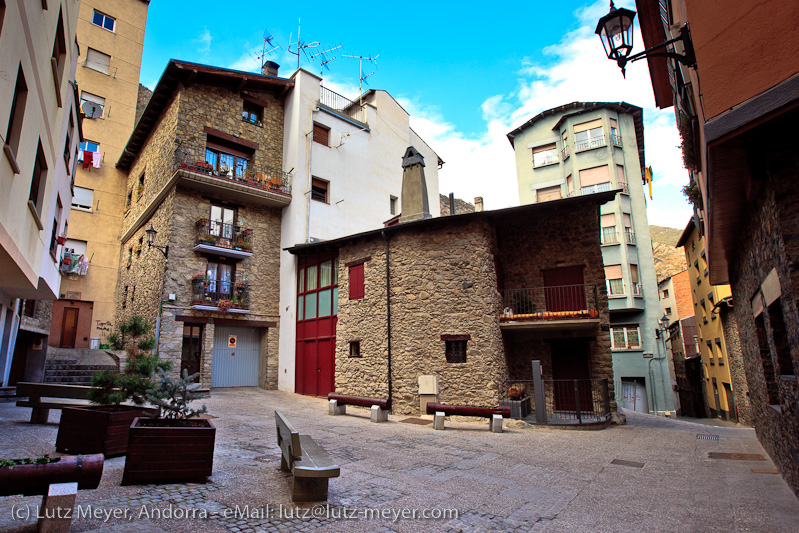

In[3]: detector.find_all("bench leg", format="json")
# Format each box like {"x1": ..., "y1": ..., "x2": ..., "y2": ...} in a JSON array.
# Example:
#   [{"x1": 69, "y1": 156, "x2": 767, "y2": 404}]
[
  {"x1": 292, "y1": 477, "x2": 329, "y2": 502},
  {"x1": 490, "y1": 414, "x2": 504, "y2": 433},
  {"x1": 370, "y1": 405, "x2": 388, "y2": 423},
  {"x1": 433, "y1": 411, "x2": 445, "y2": 430},
  {"x1": 31, "y1": 407, "x2": 51, "y2": 424},
  {"x1": 328, "y1": 399, "x2": 346, "y2": 416},
  {"x1": 38, "y1": 482, "x2": 77, "y2": 533}
]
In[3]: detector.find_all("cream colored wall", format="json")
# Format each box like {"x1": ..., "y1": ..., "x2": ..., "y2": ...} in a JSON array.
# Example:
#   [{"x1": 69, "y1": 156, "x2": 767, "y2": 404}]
[{"x1": 59, "y1": 0, "x2": 149, "y2": 343}]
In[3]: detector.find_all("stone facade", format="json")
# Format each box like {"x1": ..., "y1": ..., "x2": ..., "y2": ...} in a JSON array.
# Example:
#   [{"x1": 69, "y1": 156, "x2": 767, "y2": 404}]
[
  {"x1": 115, "y1": 76, "x2": 285, "y2": 389},
  {"x1": 719, "y1": 304, "x2": 751, "y2": 425}
]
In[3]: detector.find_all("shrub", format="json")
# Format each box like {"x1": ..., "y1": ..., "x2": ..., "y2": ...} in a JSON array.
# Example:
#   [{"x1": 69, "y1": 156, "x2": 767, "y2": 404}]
[{"x1": 146, "y1": 368, "x2": 208, "y2": 419}]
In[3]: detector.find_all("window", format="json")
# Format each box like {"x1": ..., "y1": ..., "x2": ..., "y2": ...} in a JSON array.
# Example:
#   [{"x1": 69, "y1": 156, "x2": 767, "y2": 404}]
[
  {"x1": 136, "y1": 173, "x2": 145, "y2": 200},
  {"x1": 206, "y1": 260, "x2": 234, "y2": 300},
  {"x1": 561, "y1": 130, "x2": 569, "y2": 160},
  {"x1": 390, "y1": 195, "x2": 397, "y2": 215},
  {"x1": 85, "y1": 47, "x2": 110, "y2": 74},
  {"x1": 122, "y1": 286, "x2": 128, "y2": 309},
  {"x1": 574, "y1": 119, "x2": 605, "y2": 151},
  {"x1": 662, "y1": 289, "x2": 669, "y2": 298},
  {"x1": 442, "y1": 335, "x2": 470, "y2": 363},
  {"x1": 4, "y1": 65, "x2": 28, "y2": 172},
  {"x1": 297, "y1": 256, "x2": 339, "y2": 321},
  {"x1": 28, "y1": 141, "x2": 48, "y2": 229},
  {"x1": 80, "y1": 91, "x2": 105, "y2": 119},
  {"x1": 51, "y1": 10, "x2": 66, "y2": 100},
  {"x1": 579, "y1": 165, "x2": 610, "y2": 195},
  {"x1": 311, "y1": 177, "x2": 329, "y2": 203},
  {"x1": 600, "y1": 214, "x2": 617, "y2": 244},
  {"x1": 611, "y1": 326, "x2": 641, "y2": 350},
  {"x1": 349, "y1": 263, "x2": 364, "y2": 300},
  {"x1": 631, "y1": 265, "x2": 642, "y2": 296},
  {"x1": 204, "y1": 137, "x2": 252, "y2": 179},
  {"x1": 624, "y1": 213, "x2": 635, "y2": 244},
  {"x1": 616, "y1": 165, "x2": 627, "y2": 192},
  {"x1": 209, "y1": 205, "x2": 235, "y2": 240},
  {"x1": 532, "y1": 143, "x2": 558, "y2": 167},
  {"x1": 605, "y1": 265, "x2": 624, "y2": 296},
  {"x1": 80, "y1": 140, "x2": 99, "y2": 153},
  {"x1": 610, "y1": 118, "x2": 622, "y2": 146},
  {"x1": 768, "y1": 300, "x2": 795, "y2": 376},
  {"x1": 665, "y1": 307, "x2": 672, "y2": 315},
  {"x1": 313, "y1": 123, "x2": 329, "y2": 146},
  {"x1": 49, "y1": 196, "x2": 62, "y2": 257},
  {"x1": 22, "y1": 300, "x2": 36, "y2": 318},
  {"x1": 242, "y1": 101, "x2": 262, "y2": 125},
  {"x1": 536, "y1": 185, "x2": 561, "y2": 202},
  {"x1": 91, "y1": 10, "x2": 115, "y2": 32},
  {"x1": 1, "y1": 1, "x2": 6, "y2": 40},
  {"x1": 349, "y1": 341, "x2": 361, "y2": 358},
  {"x1": 64, "y1": 114, "x2": 74, "y2": 163}
]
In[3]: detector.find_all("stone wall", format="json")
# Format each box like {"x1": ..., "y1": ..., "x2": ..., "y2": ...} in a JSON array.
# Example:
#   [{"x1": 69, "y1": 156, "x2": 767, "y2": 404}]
[
  {"x1": 720, "y1": 305, "x2": 752, "y2": 425},
  {"x1": 335, "y1": 219, "x2": 507, "y2": 415},
  {"x1": 729, "y1": 150, "x2": 799, "y2": 495}
]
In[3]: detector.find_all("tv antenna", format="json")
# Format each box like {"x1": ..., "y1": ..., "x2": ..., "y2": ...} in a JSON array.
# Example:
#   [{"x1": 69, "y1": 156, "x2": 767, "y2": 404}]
[
  {"x1": 309, "y1": 44, "x2": 343, "y2": 77},
  {"x1": 288, "y1": 19, "x2": 319, "y2": 69},
  {"x1": 343, "y1": 53, "x2": 379, "y2": 97},
  {"x1": 250, "y1": 29, "x2": 281, "y2": 72}
]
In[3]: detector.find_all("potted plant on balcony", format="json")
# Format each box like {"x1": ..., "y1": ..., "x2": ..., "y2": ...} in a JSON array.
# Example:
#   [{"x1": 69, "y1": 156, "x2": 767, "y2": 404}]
[
  {"x1": 198, "y1": 232, "x2": 215, "y2": 245},
  {"x1": 122, "y1": 368, "x2": 214, "y2": 485},
  {"x1": 195, "y1": 217, "x2": 209, "y2": 230},
  {"x1": 55, "y1": 316, "x2": 171, "y2": 456},
  {"x1": 216, "y1": 299, "x2": 232, "y2": 312}
]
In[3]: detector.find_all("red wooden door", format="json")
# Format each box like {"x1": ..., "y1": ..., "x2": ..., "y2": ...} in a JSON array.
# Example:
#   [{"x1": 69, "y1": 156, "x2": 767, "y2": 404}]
[
  {"x1": 60, "y1": 308, "x2": 79, "y2": 348},
  {"x1": 542, "y1": 266, "x2": 586, "y2": 312}
]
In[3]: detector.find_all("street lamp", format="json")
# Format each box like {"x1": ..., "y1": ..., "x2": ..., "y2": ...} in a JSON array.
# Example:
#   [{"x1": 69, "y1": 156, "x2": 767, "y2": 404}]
[
  {"x1": 145, "y1": 224, "x2": 169, "y2": 261},
  {"x1": 595, "y1": 1, "x2": 696, "y2": 77}
]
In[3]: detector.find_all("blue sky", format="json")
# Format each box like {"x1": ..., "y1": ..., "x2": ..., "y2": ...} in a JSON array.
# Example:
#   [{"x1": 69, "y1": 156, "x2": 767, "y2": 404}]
[{"x1": 140, "y1": 0, "x2": 693, "y2": 229}]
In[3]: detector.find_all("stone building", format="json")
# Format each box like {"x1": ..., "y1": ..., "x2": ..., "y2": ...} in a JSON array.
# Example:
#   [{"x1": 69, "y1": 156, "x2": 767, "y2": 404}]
[
  {"x1": 114, "y1": 60, "x2": 293, "y2": 387},
  {"x1": 289, "y1": 151, "x2": 615, "y2": 416},
  {"x1": 635, "y1": 0, "x2": 799, "y2": 493},
  {"x1": 507, "y1": 102, "x2": 677, "y2": 416}
]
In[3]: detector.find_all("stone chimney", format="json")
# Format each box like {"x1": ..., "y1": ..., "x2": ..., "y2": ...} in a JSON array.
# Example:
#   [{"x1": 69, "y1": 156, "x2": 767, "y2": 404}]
[
  {"x1": 474, "y1": 197, "x2": 484, "y2": 212},
  {"x1": 261, "y1": 61, "x2": 279, "y2": 77},
  {"x1": 399, "y1": 147, "x2": 431, "y2": 223}
]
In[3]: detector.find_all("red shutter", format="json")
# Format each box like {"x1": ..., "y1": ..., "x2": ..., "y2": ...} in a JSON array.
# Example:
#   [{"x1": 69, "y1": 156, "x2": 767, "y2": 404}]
[{"x1": 349, "y1": 263, "x2": 364, "y2": 300}]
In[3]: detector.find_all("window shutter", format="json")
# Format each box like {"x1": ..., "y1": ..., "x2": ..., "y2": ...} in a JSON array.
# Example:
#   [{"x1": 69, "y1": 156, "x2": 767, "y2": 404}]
[
  {"x1": 630, "y1": 264, "x2": 639, "y2": 283},
  {"x1": 349, "y1": 263, "x2": 364, "y2": 300},
  {"x1": 574, "y1": 119, "x2": 603, "y2": 133},
  {"x1": 537, "y1": 185, "x2": 561, "y2": 202},
  {"x1": 313, "y1": 123, "x2": 329, "y2": 146},
  {"x1": 86, "y1": 48, "x2": 110, "y2": 74},
  {"x1": 600, "y1": 214, "x2": 616, "y2": 227},
  {"x1": 623, "y1": 213, "x2": 632, "y2": 227},
  {"x1": 579, "y1": 165, "x2": 610, "y2": 186},
  {"x1": 616, "y1": 165, "x2": 626, "y2": 183},
  {"x1": 533, "y1": 143, "x2": 556, "y2": 153},
  {"x1": 605, "y1": 265, "x2": 623, "y2": 279},
  {"x1": 71, "y1": 187, "x2": 94, "y2": 209},
  {"x1": 610, "y1": 118, "x2": 618, "y2": 128}
]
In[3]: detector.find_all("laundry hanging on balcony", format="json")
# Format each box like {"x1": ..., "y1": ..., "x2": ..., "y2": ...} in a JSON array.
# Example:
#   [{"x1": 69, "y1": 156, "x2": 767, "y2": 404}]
[{"x1": 60, "y1": 252, "x2": 88, "y2": 275}]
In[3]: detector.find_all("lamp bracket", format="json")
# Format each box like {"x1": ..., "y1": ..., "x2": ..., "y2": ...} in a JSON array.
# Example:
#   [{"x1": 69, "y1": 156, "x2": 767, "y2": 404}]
[{"x1": 618, "y1": 25, "x2": 696, "y2": 76}]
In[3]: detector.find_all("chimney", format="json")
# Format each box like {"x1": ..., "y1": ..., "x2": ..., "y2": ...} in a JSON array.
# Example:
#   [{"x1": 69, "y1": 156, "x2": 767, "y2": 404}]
[
  {"x1": 399, "y1": 147, "x2": 431, "y2": 224},
  {"x1": 474, "y1": 197, "x2": 484, "y2": 212},
  {"x1": 448, "y1": 193, "x2": 455, "y2": 216},
  {"x1": 261, "y1": 61, "x2": 279, "y2": 77}
]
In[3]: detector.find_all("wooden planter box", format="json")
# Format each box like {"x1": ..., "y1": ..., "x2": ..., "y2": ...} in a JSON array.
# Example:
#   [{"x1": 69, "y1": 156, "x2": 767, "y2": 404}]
[
  {"x1": 122, "y1": 417, "x2": 215, "y2": 485},
  {"x1": 0, "y1": 454, "x2": 104, "y2": 496},
  {"x1": 56, "y1": 405, "x2": 155, "y2": 457}
]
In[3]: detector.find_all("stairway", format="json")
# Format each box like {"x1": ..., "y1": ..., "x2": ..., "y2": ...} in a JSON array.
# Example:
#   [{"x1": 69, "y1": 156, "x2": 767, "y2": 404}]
[{"x1": 43, "y1": 358, "x2": 118, "y2": 385}]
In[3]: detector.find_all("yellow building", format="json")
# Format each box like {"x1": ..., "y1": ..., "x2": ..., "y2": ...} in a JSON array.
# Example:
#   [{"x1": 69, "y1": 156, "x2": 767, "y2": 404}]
[
  {"x1": 53, "y1": 0, "x2": 150, "y2": 349},
  {"x1": 676, "y1": 218, "x2": 748, "y2": 422}
]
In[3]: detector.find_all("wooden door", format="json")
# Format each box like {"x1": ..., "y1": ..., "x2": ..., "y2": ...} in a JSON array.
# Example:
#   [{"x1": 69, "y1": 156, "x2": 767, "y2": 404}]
[
  {"x1": 60, "y1": 308, "x2": 79, "y2": 348},
  {"x1": 181, "y1": 325, "x2": 203, "y2": 381},
  {"x1": 542, "y1": 266, "x2": 586, "y2": 312},
  {"x1": 551, "y1": 339, "x2": 593, "y2": 412}
]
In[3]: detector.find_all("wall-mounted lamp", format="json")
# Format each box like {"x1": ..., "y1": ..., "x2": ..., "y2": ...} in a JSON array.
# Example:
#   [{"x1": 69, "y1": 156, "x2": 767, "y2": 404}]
[
  {"x1": 595, "y1": 1, "x2": 695, "y2": 77},
  {"x1": 145, "y1": 224, "x2": 169, "y2": 261}
]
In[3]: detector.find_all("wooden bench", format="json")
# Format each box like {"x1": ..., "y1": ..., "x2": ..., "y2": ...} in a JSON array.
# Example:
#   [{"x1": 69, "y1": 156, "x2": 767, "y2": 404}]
[
  {"x1": 275, "y1": 410, "x2": 340, "y2": 502},
  {"x1": 425, "y1": 402, "x2": 510, "y2": 433},
  {"x1": 16, "y1": 382, "x2": 95, "y2": 424},
  {"x1": 327, "y1": 393, "x2": 391, "y2": 422}
]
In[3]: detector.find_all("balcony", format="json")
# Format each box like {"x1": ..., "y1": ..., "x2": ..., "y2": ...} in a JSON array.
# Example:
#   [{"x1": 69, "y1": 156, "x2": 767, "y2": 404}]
[
  {"x1": 194, "y1": 219, "x2": 252, "y2": 259},
  {"x1": 500, "y1": 285, "x2": 600, "y2": 332},
  {"x1": 561, "y1": 144, "x2": 570, "y2": 161},
  {"x1": 611, "y1": 133, "x2": 623, "y2": 147},
  {"x1": 624, "y1": 228, "x2": 636, "y2": 245},
  {"x1": 173, "y1": 147, "x2": 291, "y2": 208},
  {"x1": 533, "y1": 153, "x2": 559, "y2": 168},
  {"x1": 191, "y1": 277, "x2": 250, "y2": 313},
  {"x1": 619, "y1": 181, "x2": 629, "y2": 194},
  {"x1": 632, "y1": 283, "x2": 643, "y2": 297},
  {"x1": 575, "y1": 134, "x2": 607, "y2": 152},
  {"x1": 319, "y1": 86, "x2": 367, "y2": 125}
]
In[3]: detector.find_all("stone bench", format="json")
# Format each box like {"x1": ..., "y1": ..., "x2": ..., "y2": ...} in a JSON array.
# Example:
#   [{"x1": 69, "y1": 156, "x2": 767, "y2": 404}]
[
  {"x1": 275, "y1": 410, "x2": 340, "y2": 502},
  {"x1": 327, "y1": 393, "x2": 391, "y2": 423},
  {"x1": 425, "y1": 402, "x2": 510, "y2": 433},
  {"x1": 15, "y1": 382, "x2": 95, "y2": 424}
]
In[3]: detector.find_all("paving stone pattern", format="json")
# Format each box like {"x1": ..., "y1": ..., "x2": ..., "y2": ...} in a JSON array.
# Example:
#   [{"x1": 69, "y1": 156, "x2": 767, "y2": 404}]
[{"x1": 0, "y1": 390, "x2": 798, "y2": 532}]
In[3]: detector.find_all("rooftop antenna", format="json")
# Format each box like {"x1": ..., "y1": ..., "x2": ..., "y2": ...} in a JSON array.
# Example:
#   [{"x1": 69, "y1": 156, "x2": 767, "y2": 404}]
[
  {"x1": 343, "y1": 52, "x2": 380, "y2": 103},
  {"x1": 309, "y1": 44, "x2": 343, "y2": 77},
  {"x1": 288, "y1": 18, "x2": 319, "y2": 69},
  {"x1": 250, "y1": 29, "x2": 281, "y2": 72}
]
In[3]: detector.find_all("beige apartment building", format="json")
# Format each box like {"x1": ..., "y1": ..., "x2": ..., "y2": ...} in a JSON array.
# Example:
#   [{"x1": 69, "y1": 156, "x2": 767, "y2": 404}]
[{"x1": 53, "y1": 0, "x2": 150, "y2": 349}]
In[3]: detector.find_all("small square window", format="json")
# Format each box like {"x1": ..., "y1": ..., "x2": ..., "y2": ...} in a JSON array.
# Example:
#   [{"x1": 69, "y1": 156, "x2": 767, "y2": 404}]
[
  {"x1": 92, "y1": 11, "x2": 115, "y2": 32},
  {"x1": 349, "y1": 341, "x2": 361, "y2": 358},
  {"x1": 665, "y1": 307, "x2": 672, "y2": 315},
  {"x1": 242, "y1": 101, "x2": 262, "y2": 125},
  {"x1": 445, "y1": 340, "x2": 467, "y2": 363}
]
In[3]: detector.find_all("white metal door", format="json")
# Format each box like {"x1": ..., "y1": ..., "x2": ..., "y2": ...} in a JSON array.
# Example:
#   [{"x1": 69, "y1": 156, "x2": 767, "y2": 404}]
[
  {"x1": 621, "y1": 378, "x2": 649, "y2": 413},
  {"x1": 211, "y1": 326, "x2": 259, "y2": 387}
]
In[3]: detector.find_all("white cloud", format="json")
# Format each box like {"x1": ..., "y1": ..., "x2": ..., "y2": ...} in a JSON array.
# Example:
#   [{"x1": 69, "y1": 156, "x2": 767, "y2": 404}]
[
  {"x1": 194, "y1": 28, "x2": 212, "y2": 56},
  {"x1": 414, "y1": 0, "x2": 690, "y2": 217}
]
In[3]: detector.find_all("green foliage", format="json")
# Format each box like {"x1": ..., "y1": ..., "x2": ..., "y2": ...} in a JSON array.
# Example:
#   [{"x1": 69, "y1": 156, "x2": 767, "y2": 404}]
[
  {"x1": 137, "y1": 337, "x2": 156, "y2": 351},
  {"x1": 107, "y1": 332, "x2": 124, "y2": 350},
  {"x1": 0, "y1": 455, "x2": 57, "y2": 467},
  {"x1": 119, "y1": 315, "x2": 151, "y2": 341},
  {"x1": 146, "y1": 368, "x2": 208, "y2": 419}
]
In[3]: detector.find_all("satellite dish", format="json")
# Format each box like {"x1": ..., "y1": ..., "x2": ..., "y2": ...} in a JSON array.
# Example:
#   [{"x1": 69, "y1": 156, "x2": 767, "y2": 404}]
[{"x1": 82, "y1": 102, "x2": 103, "y2": 119}]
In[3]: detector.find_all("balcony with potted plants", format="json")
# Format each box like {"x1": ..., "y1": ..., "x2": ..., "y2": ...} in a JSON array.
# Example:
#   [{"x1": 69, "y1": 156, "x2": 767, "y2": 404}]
[
  {"x1": 191, "y1": 276, "x2": 250, "y2": 313},
  {"x1": 499, "y1": 284, "x2": 601, "y2": 333},
  {"x1": 194, "y1": 218, "x2": 253, "y2": 259}
]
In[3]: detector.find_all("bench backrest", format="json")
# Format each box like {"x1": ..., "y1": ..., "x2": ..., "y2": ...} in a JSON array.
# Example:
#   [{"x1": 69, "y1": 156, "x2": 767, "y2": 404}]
[
  {"x1": 16, "y1": 382, "x2": 95, "y2": 400},
  {"x1": 275, "y1": 410, "x2": 302, "y2": 465}
]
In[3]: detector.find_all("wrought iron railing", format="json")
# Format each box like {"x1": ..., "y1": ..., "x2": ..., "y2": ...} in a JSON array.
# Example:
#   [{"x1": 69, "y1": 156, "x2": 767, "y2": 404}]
[
  {"x1": 575, "y1": 134, "x2": 607, "y2": 152},
  {"x1": 500, "y1": 284, "x2": 599, "y2": 320},
  {"x1": 175, "y1": 146, "x2": 291, "y2": 196},
  {"x1": 619, "y1": 181, "x2": 629, "y2": 194},
  {"x1": 533, "y1": 154, "x2": 559, "y2": 168},
  {"x1": 503, "y1": 378, "x2": 611, "y2": 424},
  {"x1": 561, "y1": 144, "x2": 570, "y2": 160},
  {"x1": 191, "y1": 278, "x2": 249, "y2": 310},
  {"x1": 601, "y1": 229, "x2": 619, "y2": 245},
  {"x1": 194, "y1": 220, "x2": 252, "y2": 252},
  {"x1": 632, "y1": 282, "x2": 643, "y2": 297},
  {"x1": 611, "y1": 133, "x2": 623, "y2": 147},
  {"x1": 319, "y1": 86, "x2": 367, "y2": 124}
]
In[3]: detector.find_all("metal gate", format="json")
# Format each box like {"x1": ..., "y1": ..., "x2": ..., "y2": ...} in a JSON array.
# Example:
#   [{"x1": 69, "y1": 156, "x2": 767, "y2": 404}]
[{"x1": 211, "y1": 326, "x2": 259, "y2": 387}]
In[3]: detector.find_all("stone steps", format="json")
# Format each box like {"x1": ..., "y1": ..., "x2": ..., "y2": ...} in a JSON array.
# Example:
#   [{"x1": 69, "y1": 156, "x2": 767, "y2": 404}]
[{"x1": 44, "y1": 360, "x2": 117, "y2": 386}]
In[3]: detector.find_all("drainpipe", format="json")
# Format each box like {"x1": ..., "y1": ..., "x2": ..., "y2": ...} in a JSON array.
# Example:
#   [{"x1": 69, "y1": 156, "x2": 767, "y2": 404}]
[
  {"x1": 306, "y1": 109, "x2": 319, "y2": 244},
  {"x1": 382, "y1": 230, "x2": 393, "y2": 408}
]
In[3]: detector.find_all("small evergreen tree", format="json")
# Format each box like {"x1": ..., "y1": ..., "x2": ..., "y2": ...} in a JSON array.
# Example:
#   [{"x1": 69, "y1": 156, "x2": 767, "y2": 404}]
[{"x1": 146, "y1": 368, "x2": 208, "y2": 419}]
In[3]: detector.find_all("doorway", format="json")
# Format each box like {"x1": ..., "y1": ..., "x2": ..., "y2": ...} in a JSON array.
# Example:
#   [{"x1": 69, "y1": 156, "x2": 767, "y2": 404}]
[
  {"x1": 621, "y1": 377, "x2": 649, "y2": 413},
  {"x1": 60, "y1": 308, "x2": 79, "y2": 348},
  {"x1": 551, "y1": 339, "x2": 592, "y2": 412},
  {"x1": 211, "y1": 326, "x2": 259, "y2": 387},
  {"x1": 181, "y1": 325, "x2": 203, "y2": 382}
]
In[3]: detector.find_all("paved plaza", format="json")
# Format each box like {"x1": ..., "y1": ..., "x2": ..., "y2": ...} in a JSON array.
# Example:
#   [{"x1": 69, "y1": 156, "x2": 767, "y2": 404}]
[{"x1": 0, "y1": 388, "x2": 797, "y2": 532}]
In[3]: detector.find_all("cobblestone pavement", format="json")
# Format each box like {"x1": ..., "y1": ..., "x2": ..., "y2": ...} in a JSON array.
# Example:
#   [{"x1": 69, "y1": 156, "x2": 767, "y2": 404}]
[{"x1": 1, "y1": 389, "x2": 797, "y2": 532}]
